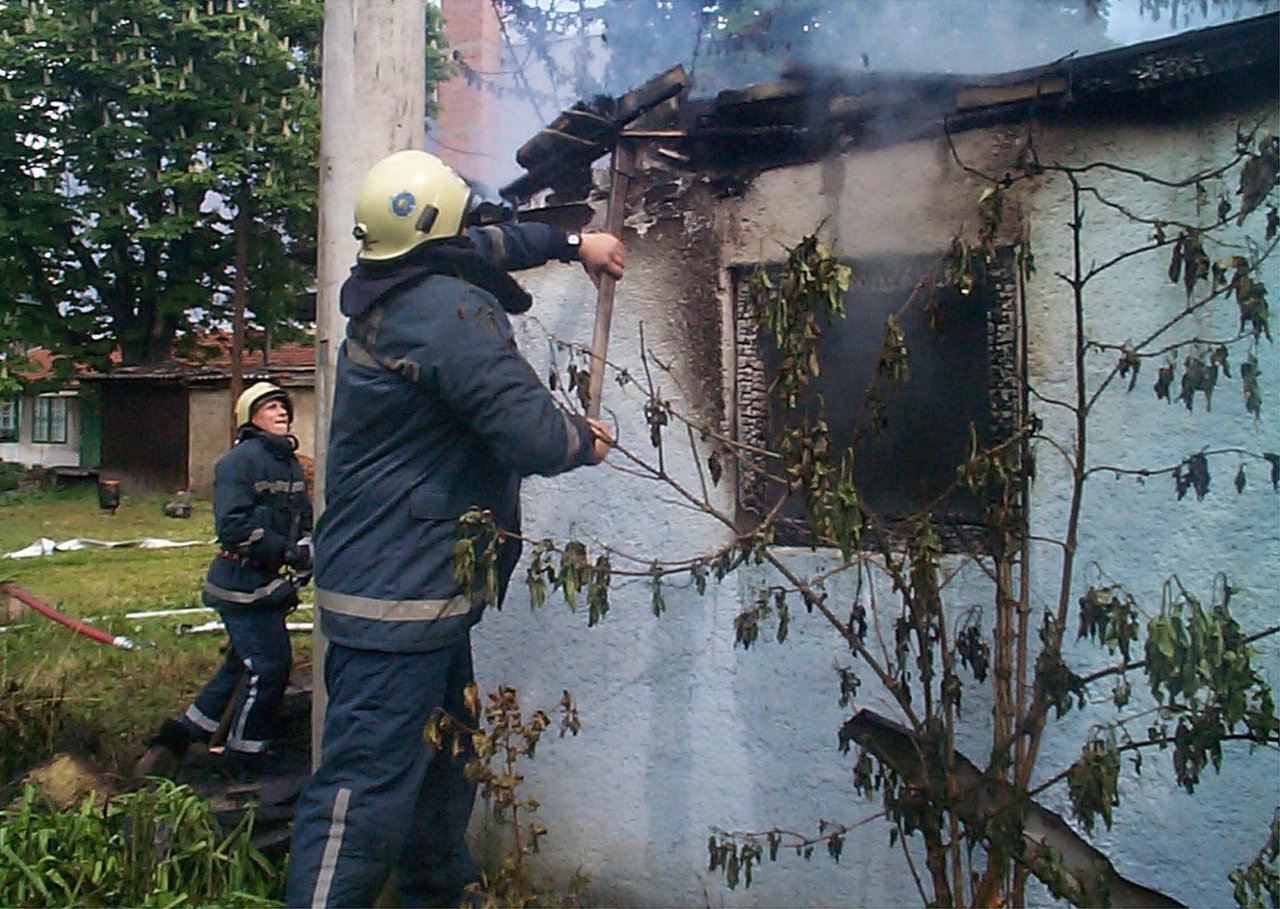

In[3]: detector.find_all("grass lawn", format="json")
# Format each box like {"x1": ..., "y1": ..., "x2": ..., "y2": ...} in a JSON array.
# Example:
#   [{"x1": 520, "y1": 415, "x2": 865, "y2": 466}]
[{"x1": 0, "y1": 483, "x2": 312, "y2": 776}]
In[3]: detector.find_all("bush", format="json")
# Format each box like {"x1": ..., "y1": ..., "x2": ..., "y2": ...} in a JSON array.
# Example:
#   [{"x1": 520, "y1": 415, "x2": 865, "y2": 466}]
[
  {"x1": 0, "y1": 462, "x2": 23, "y2": 493},
  {"x1": 0, "y1": 781, "x2": 285, "y2": 907}
]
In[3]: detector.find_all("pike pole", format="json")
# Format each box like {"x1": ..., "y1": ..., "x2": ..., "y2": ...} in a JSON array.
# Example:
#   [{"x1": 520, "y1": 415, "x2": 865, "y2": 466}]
[{"x1": 585, "y1": 138, "x2": 635, "y2": 420}]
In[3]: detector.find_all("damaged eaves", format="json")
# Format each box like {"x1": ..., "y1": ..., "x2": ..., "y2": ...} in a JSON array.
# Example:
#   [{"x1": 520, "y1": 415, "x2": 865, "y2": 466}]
[
  {"x1": 677, "y1": 10, "x2": 1278, "y2": 175},
  {"x1": 502, "y1": 11, "x2": 1278, "y2": 203},
  {"x1": 500, "y1": 66, "x2": 687, "y2": 204}
]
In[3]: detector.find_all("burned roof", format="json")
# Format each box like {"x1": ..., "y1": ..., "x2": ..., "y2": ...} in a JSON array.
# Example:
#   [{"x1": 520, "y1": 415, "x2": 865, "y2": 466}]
[{"x1": 502, "y1": 11, "x2": 1279, "y2": 202}]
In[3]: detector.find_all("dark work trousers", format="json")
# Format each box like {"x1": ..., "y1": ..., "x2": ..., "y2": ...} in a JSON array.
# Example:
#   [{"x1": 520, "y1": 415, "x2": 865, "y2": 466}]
[
  {"x1": 285, "y1": 634, "x2": 479, "y2": 908},
  {"x1": 180, "y1": 605, "x2": 292, "y2": 754}
]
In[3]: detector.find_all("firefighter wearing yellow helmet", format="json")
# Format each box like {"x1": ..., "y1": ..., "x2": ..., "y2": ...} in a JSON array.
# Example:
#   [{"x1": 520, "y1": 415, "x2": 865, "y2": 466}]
[
  {"x1": 352, "y1": 149, "x2": 475, "y2": 261},
  {"x1": 235, "y1": 381, "x2": 294, "y2": 428},
  {"x1": 286, "y1": 150, "x2": 625, "y2": 907},
  {"x1": 136, "y1": 379, "x2": 311, "y2": 780}
]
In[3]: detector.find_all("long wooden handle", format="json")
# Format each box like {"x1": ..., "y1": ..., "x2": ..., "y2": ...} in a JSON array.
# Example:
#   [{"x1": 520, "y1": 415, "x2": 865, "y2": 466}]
[{"x1": 586, "y1": 140, "x2": 634, "y2": 420}]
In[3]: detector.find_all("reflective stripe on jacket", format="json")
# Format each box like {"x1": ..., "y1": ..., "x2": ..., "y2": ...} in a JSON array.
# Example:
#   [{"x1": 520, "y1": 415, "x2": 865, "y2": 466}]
[
  {"x1": 203, "y1": 429, "x2": 313, "y2": 611},
  {"x1": 314, "y1": 225, "x2": 595, "y2": 653}
]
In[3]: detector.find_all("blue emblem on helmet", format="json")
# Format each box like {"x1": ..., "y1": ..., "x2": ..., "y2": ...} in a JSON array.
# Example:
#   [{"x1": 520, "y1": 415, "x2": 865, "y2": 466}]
[{"x1": 390, "y1": 192, "x2": 415, "y2": 217}]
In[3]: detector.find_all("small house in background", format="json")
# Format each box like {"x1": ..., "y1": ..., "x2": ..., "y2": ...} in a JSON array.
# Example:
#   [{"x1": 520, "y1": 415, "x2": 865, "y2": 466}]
[
  {"x1": 79, "y1": 335, "x2": 315, "y2": 498},
  {"x1": 0, "y1": 347, "x2": 98, "y2": 477}
]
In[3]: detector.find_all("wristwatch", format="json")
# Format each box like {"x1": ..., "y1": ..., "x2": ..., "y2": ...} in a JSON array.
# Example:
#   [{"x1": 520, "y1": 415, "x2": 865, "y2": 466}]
[{"x1": 563, "y1": 231, "x2": 582, "y2": 261}]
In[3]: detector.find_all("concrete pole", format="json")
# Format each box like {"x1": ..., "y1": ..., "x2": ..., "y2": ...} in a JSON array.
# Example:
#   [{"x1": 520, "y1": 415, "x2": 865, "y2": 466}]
[{"x1": 313, "y1": 0, "x2": 426, "y2": 760}]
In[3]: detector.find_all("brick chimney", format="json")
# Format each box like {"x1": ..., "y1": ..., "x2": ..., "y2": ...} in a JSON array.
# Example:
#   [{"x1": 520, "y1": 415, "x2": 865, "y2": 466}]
[{"x1": 434, "y1": 0, "x2": 502, "y2": 189}]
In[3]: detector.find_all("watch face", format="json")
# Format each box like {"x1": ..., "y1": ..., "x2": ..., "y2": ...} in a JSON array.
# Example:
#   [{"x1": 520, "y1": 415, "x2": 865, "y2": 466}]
[{"x1": 567, "y1": 232, "x2": 581, "y2": 246}]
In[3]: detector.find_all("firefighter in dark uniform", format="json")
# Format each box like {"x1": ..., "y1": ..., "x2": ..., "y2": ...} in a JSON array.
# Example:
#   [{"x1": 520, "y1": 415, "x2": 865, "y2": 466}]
[
  {"x1": 136, "y1": 381, "x2": 314, "y2": 776},
  {"x1": 285, "y1": 150, "x2": 623, "y2": 908}
]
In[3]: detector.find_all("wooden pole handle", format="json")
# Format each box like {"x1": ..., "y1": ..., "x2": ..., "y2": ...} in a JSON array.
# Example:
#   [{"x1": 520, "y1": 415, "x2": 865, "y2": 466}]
[{"x1": 586, "y1": 140, "x2": 634, "y2": 420}]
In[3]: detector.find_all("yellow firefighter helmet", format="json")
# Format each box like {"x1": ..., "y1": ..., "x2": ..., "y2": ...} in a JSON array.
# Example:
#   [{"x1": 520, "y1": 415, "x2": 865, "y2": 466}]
[
  {"x1": 352, "y1": 150, "x2": 474, "y2": 262},
  {"x1": 236, "y1": 382, "x2": 293, "y2": 427}
]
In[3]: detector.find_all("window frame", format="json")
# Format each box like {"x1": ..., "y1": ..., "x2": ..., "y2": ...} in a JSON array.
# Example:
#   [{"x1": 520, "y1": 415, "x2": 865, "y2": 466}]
[
  {"x1": 0, "y1": 397, "x2": 17, "y2": 443},
  {"x1": 733, "y1": 248, "x2": 1024, "y2": 552},
  {"x1": 31, "y1": 395, "x2": 69, "y2": 445}
]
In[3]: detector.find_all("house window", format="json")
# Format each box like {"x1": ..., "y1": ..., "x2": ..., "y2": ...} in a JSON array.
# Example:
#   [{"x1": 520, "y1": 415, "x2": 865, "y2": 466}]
[
  {"x1": 31, "y1": 396, "x2": 68, "y2": 444},
  {"x1": 735, "y1": 249, "x2": 1021, "y2": 550},
  {"x1": 0, "y1": 398, "x2": 16, "y2": 442}
]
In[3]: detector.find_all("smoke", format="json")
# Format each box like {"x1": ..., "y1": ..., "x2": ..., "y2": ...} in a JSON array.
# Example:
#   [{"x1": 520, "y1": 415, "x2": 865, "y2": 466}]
[{"x1": 439, "y1": 0, "x2": 1277, "y2": 191}]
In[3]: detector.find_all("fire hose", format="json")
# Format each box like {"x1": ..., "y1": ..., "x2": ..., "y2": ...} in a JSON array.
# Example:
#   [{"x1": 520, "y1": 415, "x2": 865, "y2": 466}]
[{"x1": 1, "y1": 582, "x2": 139, "y2": 650}]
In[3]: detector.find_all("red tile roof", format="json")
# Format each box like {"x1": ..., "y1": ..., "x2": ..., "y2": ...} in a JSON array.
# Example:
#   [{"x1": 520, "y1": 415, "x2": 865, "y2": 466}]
[
  {"x1": 12, "y1": 333, "x2": 315, "y2": 386},
  {"x1": 13, "y1": 347, "x2": 58, "y2": 381},
  {"x1": 5, "y1": 347, "x2": 96, "y2": 384},
  {"x1": 175, "y1": 332, "x2": 316, "y2": 369}
]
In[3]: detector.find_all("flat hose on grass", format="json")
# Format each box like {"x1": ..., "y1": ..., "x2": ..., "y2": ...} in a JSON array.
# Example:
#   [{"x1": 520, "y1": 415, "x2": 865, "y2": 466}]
[{"x1": 1, "y1": 582, "x2": 139, "y2": 650}]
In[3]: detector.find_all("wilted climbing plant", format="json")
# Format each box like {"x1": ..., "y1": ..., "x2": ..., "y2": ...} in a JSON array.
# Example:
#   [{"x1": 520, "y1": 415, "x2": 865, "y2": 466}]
[
  {"x1": 1232, "y1": 813, "x2": 1280, "y2": 909},
  {"x1": 426, "y1": 683, "x2": 582, "y2": 908},
  {"x1": 697, "y1": 208, "x2": 1278, "y2": 905}
]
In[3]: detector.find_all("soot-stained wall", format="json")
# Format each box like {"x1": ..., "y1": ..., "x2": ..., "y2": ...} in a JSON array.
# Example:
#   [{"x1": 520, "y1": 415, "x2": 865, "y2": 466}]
[{"x1": 469, "y1": 88, "x2": 1278, "y2": 908}]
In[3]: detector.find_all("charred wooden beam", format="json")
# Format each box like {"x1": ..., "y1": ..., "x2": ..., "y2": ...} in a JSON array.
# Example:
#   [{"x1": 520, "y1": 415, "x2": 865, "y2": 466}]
[{"x1": 500, "y1": 65, "x2": 687, "y2": 204}]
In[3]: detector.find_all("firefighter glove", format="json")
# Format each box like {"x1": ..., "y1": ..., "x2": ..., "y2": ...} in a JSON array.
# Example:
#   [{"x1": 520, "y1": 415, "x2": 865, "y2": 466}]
[{"x1": 286, "y1": 535, "x2": 313, "y2": 572}]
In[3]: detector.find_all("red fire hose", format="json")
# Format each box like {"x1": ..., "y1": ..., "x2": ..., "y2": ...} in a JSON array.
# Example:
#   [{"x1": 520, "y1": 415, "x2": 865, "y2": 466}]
[{"x1": 1, "y1": 582, "x2": 139, "y2": 650}]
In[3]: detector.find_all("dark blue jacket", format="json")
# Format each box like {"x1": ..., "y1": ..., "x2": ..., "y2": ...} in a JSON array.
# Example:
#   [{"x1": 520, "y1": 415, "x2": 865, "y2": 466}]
[
  {"x1": 203, "y1": 428, "x2": 313, "y2": 611},
  {"x1": 314, "y1": 223, "x2": 594, "y2": 653}
]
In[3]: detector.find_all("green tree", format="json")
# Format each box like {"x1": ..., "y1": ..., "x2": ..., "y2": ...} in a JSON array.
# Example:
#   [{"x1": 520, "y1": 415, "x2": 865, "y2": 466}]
[{"x1": 0, "y1": 0, "x2": 324, "y2": 367}]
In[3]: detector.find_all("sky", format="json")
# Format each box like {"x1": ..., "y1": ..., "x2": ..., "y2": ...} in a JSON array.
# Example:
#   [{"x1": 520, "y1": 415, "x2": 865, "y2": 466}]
[{"x1": 1104, "y1": 0, "x2": 1278, "y2": 43}]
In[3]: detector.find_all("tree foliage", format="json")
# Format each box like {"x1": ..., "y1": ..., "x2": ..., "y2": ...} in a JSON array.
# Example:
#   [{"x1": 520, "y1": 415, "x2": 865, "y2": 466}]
[{"x1": 0, "y1": 0, "x2": 324, "y2": 366}]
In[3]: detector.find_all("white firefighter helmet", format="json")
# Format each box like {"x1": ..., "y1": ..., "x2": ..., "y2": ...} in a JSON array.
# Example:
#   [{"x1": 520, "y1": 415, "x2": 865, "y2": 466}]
[
  {"x1": 236, "y1": 382, "x2": 293, "y2": 427},
  {"x1": 353, "y1": 150, "x2": 474, "y2": 262}
]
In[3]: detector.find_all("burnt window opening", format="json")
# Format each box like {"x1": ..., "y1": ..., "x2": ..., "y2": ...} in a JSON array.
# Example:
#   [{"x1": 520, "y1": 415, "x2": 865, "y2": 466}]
[{"x1": 734, "y1": 249, "x2": 1022, "y2": 551}]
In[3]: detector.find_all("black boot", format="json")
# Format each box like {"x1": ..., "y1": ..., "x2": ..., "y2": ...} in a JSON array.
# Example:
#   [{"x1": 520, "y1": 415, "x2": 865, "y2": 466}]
[
  {"x1": 207, "y1": 747, "x2": 269, "y2": 783},
  {"x1": 133, "y1": 719, "x2": 192, "y2": 779}
]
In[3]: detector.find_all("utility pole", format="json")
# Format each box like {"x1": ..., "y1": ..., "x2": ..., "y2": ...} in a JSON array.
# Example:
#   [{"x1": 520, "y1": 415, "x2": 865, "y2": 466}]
[{"x1": 313, "y1": 0, "x2": 427, "y2": 758}]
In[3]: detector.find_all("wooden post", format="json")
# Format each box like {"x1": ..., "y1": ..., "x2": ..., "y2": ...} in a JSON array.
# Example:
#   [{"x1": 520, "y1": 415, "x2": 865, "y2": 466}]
[
  {"x1": 586, "y1": 138, "x2": 634, "y2": 420},
  {"x1": 229, "y1": 184, "x2": 248, "y2": 443},
  {"x1": 313, "y1": 0, "x2": 427, "y2": 761}
]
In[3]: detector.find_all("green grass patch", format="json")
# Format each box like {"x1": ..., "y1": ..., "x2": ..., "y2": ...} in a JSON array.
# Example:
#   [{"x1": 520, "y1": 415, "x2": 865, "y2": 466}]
[
  {"x1": 0, "y1": 781, "x2": 284, "y2": 906},
  {"x1": 0, "y1": 484, "x2": 311, "y2": 774}
]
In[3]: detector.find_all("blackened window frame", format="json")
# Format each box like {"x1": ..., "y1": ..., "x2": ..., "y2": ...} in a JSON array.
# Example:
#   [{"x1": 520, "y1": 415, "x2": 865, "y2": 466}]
[{"x1": 733, "y1": 247, "x2": 1023, "y2": 552}]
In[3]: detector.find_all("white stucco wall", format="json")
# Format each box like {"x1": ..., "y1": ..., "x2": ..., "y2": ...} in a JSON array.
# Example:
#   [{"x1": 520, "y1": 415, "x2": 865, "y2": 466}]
[
  {"x1": 0, "y1": 392, "x2": 81, "y2": 469},
  {"x1": 471, "y1": 97, "x2": 1279, "y2": 907}
]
